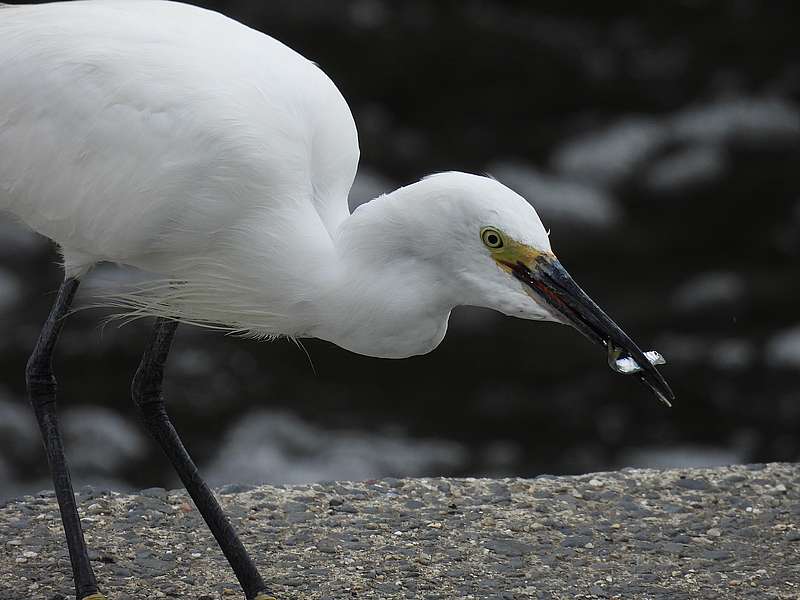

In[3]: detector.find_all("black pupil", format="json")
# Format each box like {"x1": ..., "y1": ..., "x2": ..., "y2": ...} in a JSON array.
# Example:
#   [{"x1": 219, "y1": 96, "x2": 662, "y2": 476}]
[{"x1": 487, "y1": 234, "x2": 499, "y2": 246}]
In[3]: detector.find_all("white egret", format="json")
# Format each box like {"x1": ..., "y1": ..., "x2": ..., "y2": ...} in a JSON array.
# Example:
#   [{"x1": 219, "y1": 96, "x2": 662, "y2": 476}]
[{"x1": 0, "y1": 1, "x2": 674, "y2": 599}]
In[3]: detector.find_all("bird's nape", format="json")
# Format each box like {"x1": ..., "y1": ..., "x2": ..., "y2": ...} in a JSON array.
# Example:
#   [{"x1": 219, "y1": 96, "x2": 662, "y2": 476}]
[{"x1": 504, "y1": 254, "x2": 675, "y2": 407}]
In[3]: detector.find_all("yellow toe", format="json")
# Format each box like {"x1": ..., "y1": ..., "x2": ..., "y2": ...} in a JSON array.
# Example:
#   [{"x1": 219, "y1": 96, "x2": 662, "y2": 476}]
[
  {"x1": 82, "y1": 595, "x2": 108, "y2": 600},
  {"x1": 254, "y1": 594, "x2": 278, "y2": 600}
]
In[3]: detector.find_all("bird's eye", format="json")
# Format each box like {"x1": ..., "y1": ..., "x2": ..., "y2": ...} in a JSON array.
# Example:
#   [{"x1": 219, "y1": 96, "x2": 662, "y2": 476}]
[{"x1": 481, "y1": 227, "x2": 504, "y2": 249}]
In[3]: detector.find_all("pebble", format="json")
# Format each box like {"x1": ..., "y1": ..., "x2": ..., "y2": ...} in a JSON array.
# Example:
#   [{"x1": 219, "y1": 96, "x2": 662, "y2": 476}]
[
  {"x1": 562, "y1": 535, "x2": 592, "y2": 548},
  {"x1": 675, "y1": 478, "x2": 711, "y2": 491}
]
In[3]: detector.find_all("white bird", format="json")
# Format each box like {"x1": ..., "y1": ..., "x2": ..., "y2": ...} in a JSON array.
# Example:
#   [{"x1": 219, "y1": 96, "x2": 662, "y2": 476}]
[{"x1": 0, "y1": 2, "x2": 674, "y2": 599}]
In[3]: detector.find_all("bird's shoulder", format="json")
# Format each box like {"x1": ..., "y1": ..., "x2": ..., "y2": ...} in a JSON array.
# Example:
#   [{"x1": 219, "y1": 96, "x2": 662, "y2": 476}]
[{"x1": 0, "y1": 1, "x2": 360, "y2": 235}]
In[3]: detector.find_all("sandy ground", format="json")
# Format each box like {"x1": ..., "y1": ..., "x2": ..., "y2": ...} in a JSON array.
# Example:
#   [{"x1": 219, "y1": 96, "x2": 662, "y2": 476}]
[{"x1": 0, "y1": 463, "x2": 798, "y2": 599}]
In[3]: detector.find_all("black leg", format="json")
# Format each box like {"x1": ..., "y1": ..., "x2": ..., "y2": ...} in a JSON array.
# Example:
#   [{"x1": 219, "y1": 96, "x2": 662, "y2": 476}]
[
  {"x1": 26, "y1": 278, "x2": 105, "y2": 600},
  {"x1": 132, "y1": 317, "x2": 275, "y2": 600}
]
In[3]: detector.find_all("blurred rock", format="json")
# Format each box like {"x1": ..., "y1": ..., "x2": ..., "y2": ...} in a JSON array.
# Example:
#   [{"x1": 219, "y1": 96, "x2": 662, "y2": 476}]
[
  {"x1": 670, "y1": 97, "x2": 800, "y2": 147},
  {"x1": 0, "y1": 267, "x2": 22, "y2": 313},
  {"x1": 656, "y1": 334, "x2": 709, "y2": 365},
  {"x1": 618, "y1": 444, "x2": 745, "y2": 469},
  {"x1": 765, "y1": 325, "x2": 800, "y2": 369},
  {"x1": 643, "y1": 145, "x2": 728, "y2": 194},
  {"x1": 348, "y1": 167, "x2": 396, "y2": 211},
  {"x1": 551, "y1": 97, "x2": 798, "y2": 193},
  {"x1": 61, "y1": 406, "x2": 147, "y2": 475},
  {"x1": 204, "y1": 409, "x2": 467, "y2": 486},
  {"x1": 170, "y1": 347, "x2": 216, "y2": 377},
  {"x1": 550, "y1": 117, "x2": 669, "y2": 188},
  {"x1": 489, "y1": 162, "x2": 621, "y2": 230},
  {"x1": 709, "y1": 338, "x2": 755, "y2": 371},
  {"x1": 657, "y1": 334, "x2": 755, "y2": 372},
  {"x1": 671, "y1": 271, "x2": 746, "y2": 312}
]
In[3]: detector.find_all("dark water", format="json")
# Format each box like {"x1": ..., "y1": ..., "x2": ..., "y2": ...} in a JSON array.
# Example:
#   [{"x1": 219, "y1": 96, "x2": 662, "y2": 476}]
[{"x1": 1, "y1": 0, "x2": 799, "y2": 498}]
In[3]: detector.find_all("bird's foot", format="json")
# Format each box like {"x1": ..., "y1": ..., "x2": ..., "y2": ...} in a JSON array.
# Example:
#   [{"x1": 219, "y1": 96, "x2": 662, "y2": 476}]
[
  {"x1": 81, "y1": 594, "x2": 108, "y2": 600},
  {"x1": 254, "y1": 594, "x2": 278, "y2": 600}
]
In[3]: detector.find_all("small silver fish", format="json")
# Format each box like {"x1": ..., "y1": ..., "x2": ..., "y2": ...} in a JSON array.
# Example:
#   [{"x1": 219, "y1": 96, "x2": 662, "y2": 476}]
[
  {"x1": 607, "y1": 343, "x2": 666, "y2": 373},
  {"x1": 612, "y1": 350, "x2": 666, "y2": 374},
  {"x1": 606, "y1": 344, "x2": 671, "y2": 406}
]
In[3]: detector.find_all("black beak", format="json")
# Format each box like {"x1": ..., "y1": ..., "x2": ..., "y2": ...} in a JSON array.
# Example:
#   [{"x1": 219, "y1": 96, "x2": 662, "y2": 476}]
[{"x1": 507, "y1": 255, "x2": 675, "y2": 407}]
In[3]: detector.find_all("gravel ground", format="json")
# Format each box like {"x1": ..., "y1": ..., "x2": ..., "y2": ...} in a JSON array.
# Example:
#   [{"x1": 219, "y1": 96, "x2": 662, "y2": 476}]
[{"x1": 1, "y1": 463, "x2": 798, "y2": 599}]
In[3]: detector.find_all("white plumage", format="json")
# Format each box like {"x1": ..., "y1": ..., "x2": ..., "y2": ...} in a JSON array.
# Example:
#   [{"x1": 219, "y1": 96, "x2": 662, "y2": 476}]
[
  {"x1": 1, "y1": 1, "x2": 358, "y2": 331},
  {"x1": 0, "y1": 0, "x2": 559, "y2": 358},
  {"x1": 0, "y1": 0, "x2": 674, "y2": 406}
]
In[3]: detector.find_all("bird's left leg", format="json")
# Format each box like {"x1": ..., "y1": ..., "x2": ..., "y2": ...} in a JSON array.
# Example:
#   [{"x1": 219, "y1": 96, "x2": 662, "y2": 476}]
[
  {"x1": 131, "y1": 317, "x2": 275, "y2": 600},
  {"x1": 26, "y1": 277, "x2": 106, "y2": 600}
]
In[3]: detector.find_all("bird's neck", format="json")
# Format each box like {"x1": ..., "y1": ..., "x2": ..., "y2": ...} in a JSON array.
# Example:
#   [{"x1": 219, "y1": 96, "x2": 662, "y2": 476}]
[{"x1": 307, "y1": 193, "x2": 455, "y2": 358}]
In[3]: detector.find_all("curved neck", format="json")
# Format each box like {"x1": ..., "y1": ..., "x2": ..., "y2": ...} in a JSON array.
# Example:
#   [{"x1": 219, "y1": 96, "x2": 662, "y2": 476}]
[{"x1": 307, "y1": 192, "x2": 455, "y2": 358}]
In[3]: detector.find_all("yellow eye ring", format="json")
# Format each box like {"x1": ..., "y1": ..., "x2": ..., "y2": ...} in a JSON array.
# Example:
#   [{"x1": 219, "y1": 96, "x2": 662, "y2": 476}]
[{"x1": 480, "y1": 227, "x2": 504, "y2": 249}]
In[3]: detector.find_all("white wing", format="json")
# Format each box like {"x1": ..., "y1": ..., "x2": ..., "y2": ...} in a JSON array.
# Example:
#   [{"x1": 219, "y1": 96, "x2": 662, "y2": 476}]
[{"x1": 0, "y1": 0, "x2": 359, "y2": 274}]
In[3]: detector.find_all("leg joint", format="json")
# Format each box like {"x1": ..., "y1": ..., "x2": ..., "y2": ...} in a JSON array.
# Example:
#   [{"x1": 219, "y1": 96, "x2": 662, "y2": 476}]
[
  {"x1": 25, "y1": 352, "x2": 51, "y2": 380},
  {"x1": 136, "y1": 400, "x2": 169, "y2": 428},
  {"x1": 131, "y1": 363, "x2": 171, "y2": 432},
  {"x1": 25, "y1": 357, "x2": 56, "y2": 401},
  {"x1": 131, "y1": 364, "x2": 165, "y2": 406}
]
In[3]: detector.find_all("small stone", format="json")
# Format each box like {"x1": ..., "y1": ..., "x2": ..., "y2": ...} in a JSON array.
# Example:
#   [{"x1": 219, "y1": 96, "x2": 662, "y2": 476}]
[
  {"x1": 562, "y1": 535, "x2": 592, "y2": 548},
  {"x1": 663, "y1": 542, "x2": 685, "y2": 554},
  {"x1": 676, "y1": 478, "x2": 710, "y2": 491},
  {"x1": 703, "y1": 550, "x2": 733, "y2": 561},
  {"x1": 707, "y1": 528, "x2": 722, "y2": 537},
  {"x1": 316, "y1": 539, "x2": 338, "y2": 554},
  {"x1": 218, "y1": 483, "x2": 255, "y2": 495},
  {"x1": 484, "y1": 539, "x2": 534, "y2": 557},
  {"x1": 140, "y1": 487, "x2": 168, "y2": 500}
]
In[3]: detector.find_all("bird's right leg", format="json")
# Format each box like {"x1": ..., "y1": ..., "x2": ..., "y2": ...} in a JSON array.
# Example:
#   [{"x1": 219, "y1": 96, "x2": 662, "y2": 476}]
[
  {"x1": 26, "y1": 277, "x2": 106, "y2": 600},
  {"x1": 132, "y1": 317, "x2": 275, "y2": 600}
]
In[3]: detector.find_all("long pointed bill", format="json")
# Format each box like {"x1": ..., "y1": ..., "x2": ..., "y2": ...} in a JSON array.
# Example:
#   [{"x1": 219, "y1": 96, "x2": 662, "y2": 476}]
[{"x1": 505, "y1": 254, "x2": 675, "y2": 407}]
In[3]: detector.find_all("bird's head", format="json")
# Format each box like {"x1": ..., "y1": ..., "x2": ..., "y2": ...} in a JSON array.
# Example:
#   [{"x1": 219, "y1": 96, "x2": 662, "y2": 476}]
[{"x1": 344, "y1": 171, "x2": 673, "y2": 404}]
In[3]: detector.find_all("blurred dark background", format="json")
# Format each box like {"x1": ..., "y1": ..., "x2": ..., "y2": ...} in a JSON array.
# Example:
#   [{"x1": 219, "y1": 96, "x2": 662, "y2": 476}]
[{"x1": 1, "y1": 0, "x2": 799, "y2": 500}]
